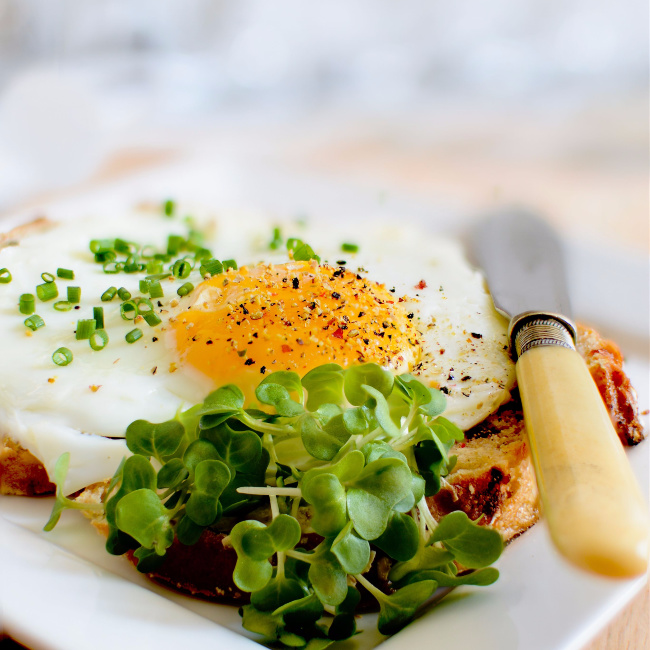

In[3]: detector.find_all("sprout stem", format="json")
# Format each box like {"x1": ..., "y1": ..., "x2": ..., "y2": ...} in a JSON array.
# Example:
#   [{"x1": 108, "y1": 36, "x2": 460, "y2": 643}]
[{"x1": 237, "y1": 486, "x2": 303, "y2": 497}]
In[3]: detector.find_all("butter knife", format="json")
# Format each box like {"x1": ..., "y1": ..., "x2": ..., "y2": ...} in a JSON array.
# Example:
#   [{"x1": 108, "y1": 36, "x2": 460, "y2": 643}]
[{"x1": 469, "y1": 210, "x2": 649, "y2": 578}]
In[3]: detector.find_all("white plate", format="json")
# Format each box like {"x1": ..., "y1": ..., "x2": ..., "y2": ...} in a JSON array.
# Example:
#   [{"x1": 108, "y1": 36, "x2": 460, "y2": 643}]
[{"x1": 0, "y1": 158, "x2": 648, "y2": 650}]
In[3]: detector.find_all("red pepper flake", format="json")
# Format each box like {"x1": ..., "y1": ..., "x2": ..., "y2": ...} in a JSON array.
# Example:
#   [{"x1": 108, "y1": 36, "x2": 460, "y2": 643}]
[
  {"x1": 333, "y1": 328, "x2": 344, "y2": 339},
  {"x1": 415, "y1": 279, "x2": 427, "y2": 289},
  {"x1": 281, "y1": 344, "x2": 292, "y2": 353}
]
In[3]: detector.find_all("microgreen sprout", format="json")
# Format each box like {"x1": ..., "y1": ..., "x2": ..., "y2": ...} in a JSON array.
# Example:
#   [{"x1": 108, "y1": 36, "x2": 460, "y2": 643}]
[{"x1": 45, "y1": 362, "x2": 503, "y2": 647}]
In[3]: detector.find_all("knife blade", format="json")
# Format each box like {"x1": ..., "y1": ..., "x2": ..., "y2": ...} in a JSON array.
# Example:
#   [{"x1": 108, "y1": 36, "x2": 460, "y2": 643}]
[{"x1": 469, "y1": 209, "x2": 649, "y2": 578}]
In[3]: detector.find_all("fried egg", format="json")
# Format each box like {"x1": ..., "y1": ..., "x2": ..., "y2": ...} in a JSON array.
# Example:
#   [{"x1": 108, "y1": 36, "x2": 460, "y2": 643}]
[{"x1": 0, "y1": 206, "x2": 515, "y2": 492}]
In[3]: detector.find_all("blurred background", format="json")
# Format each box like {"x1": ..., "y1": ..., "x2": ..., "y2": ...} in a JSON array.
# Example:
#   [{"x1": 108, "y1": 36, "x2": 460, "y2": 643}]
[{"x1": 0, "y1": 0, "x2": 647, "y2": 250}]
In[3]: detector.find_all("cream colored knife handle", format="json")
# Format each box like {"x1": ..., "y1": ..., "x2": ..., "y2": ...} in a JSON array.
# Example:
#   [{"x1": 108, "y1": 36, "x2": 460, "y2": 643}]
[{"x1": 516, "y1": 343, "x2": 649, "y2": 578}]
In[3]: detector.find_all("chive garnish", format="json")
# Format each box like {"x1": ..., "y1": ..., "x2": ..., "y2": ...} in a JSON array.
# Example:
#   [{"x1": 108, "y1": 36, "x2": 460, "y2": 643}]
[
  {"x1": 114, "y1": 238, "x2": 137, "y2": 255},
  {"x1": 52, "y1": 347, "x2": 73, "y2": 366},
  {"x1": 125, "y1": 328, "x2": 143, "y2": 343},
  {"x1": 75, "y1": 319, "x2": 96, "y2": 340},
  {"x1": 89, "y1": 329, "x2": 109, "y2": 351},
  {"x1": 103, "y1": 261, "x2": 122, "y2": 274},
  {"x1": 172, "y1": 259, "x2": 192, "y2": 279},
  {"x1": 123, "y1": 255, "x2": 140, "y2": 273},
  {"x1": 148, "y1": 280, "x2": 164, "y2": 299},
  {"x1": 24, "y1": 315, "x2": 45, "y2": 331},
  {"x1": 53, "y1": 301, "x2": 73, "y2": 311},
  {"x1": 144, "y1": 311, "x2": 162, "y2": 327},
  {"x1": 120, "y1": 300, "x2": 137, "y2": 320},
  {"x1": 67, "y1": 286, "x2": 81, "y2": 304},
  {"x1": 0, "y1": 268, "x2": 12, "y2": 283},
  {"x1": 95, "y1": 251, "x2": 116, "y2": 264},
  {"x1": 177, "y1": 282, "x2": 194, "y2": 296},
  {"x1": 117, "y1": 287, "x2": 131, "y2": 301},
  {"x1": 90, "y1": 239, "x2": 115, "y2": 254},
  {"x1": 101, "y1": 287, "x2": 117, "y2": 302},
  {"x1": 36, "y1": 282, "x2": 58, "y2": 302},
  {"x1": 57, "y1": 268, "x2": 75, "y2": 280},
  {"x1": 200, "y1": 258, "x2": 223, "y2": 277},
  {"x1": 222, "y1": 259, "x2": 238, "y2": 271},
  {"x1": 136, "y1": 298, "x2": 154, "y2": 316},
  {"x1": 41, "y1": 272, "x2": 55, "y2": 283},
  {"x1": 93, "y1": 306, "x2": 105, "y2": 330},
  {"x1": 145, "y1": 273, "x2": 171, "y2": 282},
  {"x1": 19, "y1": 294, "x2": 35, "y2": 315},
  {"x1": 167, "y1": 235, "x2": 184, "y2": 256},
  {"x1": 146, "y1": 259, "x2": 163, "y2": 275},
  {"x1": 269, "y1": 227, "x2": 282, "y2": 250},
  {"x1": 341, "y1": 242, "x2": 359, "y2": 253},
  {"x1": 163, "y1": 199, "x2": 175, "y2": 217}
]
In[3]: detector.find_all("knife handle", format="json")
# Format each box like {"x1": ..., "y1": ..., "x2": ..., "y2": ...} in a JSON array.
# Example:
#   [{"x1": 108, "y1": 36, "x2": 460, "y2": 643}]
[{"x1": 516, "y1": 344, "x2": 649, "y2": 578}]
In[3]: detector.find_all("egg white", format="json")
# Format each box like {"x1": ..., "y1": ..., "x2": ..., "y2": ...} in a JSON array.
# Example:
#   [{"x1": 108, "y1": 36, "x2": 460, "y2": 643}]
[{"x1": 0, "y1": 207, "x2": 515, "y2": 492}]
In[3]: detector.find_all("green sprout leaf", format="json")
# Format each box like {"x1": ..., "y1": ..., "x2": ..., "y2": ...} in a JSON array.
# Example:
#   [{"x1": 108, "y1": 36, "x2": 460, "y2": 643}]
[
  {"x1": 301, "y1": 364, "x2": 344, "y2": 410},
  {"x1": 115, "y1": 488, "x2": 174, "y2": 555},
  {"x1": 185, "y1": 459, "x2": 230, "y2": 526},
  {"x1": 429, "y1": 511, "x2": 503, "y2": 568},
  {"x1": 361, "y1": 384, "x2": 401, "y2": 437},
  {"x1": 258, "y1": 370, "x2": 304, "y2": 404},
  {"x1": 344, "y1": 363, "x2": 394, "y2": 406},
  {"x1": 201, "y1": 424, "x2": 262, "y2": 471},
  {"x1": 398, "y1": 567, "x2": 500, "y2": 588},
  {"x1": 157, "y1": 458, "x2": 188, "y2": 489},
  {"x1": 331, "y1": 521, "x2": 371, "y2": 574},
  {"x1": 251, "y1": 575, "x2": 307, "y2": 612},
  {"x1": 307, "y1": 542, "x2": 349, "y2": 606},
  {"x1": 300, "y1": 414, "x2": 350, "y2": 461},
  {"x1": 125, "y1": 419, "x2": 185, "y2": 463},
  {"x1": 182, "y1": 438, "x2": 221, "y2": 472},
  {"x1": 373, "y1": 511, "x2": 420, "y2": 562},
  {"x1": 256, "y1": 381, "x2": 305, "y2": 417},
  {"x1": 231, "y1": 520, "x2": 274, "y2": 592},
  {"x1": 301, "y1": 473, "x2": 348, "y2": 537},
  {"x1": 375, "y1": 580, "x2": 437, "y2": 636}
]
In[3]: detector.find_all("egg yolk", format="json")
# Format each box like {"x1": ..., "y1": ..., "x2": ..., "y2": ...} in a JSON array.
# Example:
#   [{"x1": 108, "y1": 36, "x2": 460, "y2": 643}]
[{"x1": 172, "y1": 261, "x2": 421, "y2": 402}]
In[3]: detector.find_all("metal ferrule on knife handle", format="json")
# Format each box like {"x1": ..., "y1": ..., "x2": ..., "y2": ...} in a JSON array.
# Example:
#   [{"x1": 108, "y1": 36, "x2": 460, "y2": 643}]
[{"x1": 512, "y1": 312, "x2": 649, "y2": 577}]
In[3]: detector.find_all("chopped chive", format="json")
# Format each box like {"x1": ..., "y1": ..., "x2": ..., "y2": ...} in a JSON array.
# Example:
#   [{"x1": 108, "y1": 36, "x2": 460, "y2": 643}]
[
  {"x1": 75, "y1": 319, "x2": 96, "y2": 340},
  {"x1": 144, "y1": 311, "x2": 162, "y2": 327},
  {"x1": 269, "y1": 227, "x2": 282, "y2": 250},
  {"x1": 103, "y1": 261, "x2": 123, "y2": 274},
  {"x1": 95, "y1": 250, "x2": 116, "y2": 264},
  {"x1": 123, "y1": 255, "x2": 140, "y2": 273},
  {"x1": 177, "y1": 282, "x2": 194, "y2": 296},
  {"x1": 146, "y1": 259, "x2": 164, "y2": 274},
  {"x1": 67, "y1": 286, "x2": 81, "y2": 303},
  {"x1": 148, "y1": 280, "x2": 164, "y2": 299},
  {"x1": 139, "y1": 279, "x2": 149, "y2": 294},
  {"x1": 136, "y1": 298, "x2": 154, "y2": 315},
  {"x1": 153, "y1": 253, "x2": 172, "y2": 263},
  {"x1": 163, "y1": 199, "x2": 175, "y2": 217},
  {"x1": 120, "y1": 300, "x2": 137, "y2": 320},
  {"x1": 93, "y1": 306, "x2": 105, "y2": 329},
  {"x1": 117, "y1": 287, "x2": 131, "y2": 301},
  {"x1": 54, "y1": 301, "x2": 73, "y2": 311},
  {"x1": 89, "y1": 329, "x2": 109, "y2": 351},
  {"x1": 41, "y1": 272, "x2": 55, "y2": 283},
  {"x1": 0, "y1": 268, "x2": 11, "y2": 283},
  {"x1": 172, "y1": 258, "x2": 192, "y2": 279},
  {"x1": 222, "y1": 259, "x2": 238, "y2": 271},
  {"x1": 286, "y1": 237, "x2": 302, "y2": 251},
  {"x1": 52, "y1": 347, "x2": 73, "y2": 366},
  {"x1": 193, "y1": 247, "x2": 212, "y2": 261},
  {"x1": 36, "y1": 282, "x2": 58, "y2": 302},
  {"x1": 341, "y1": 242, "x2": 359, "y2": 253},
  {"x1": 114, "y1": 238, "x2": 137, "y2": 254},
  {"x1": 101, "y1": 286, "x2": 117, "y2": 302},
  {"x1": 167, "y1": 235, "x2": 185, "y2": 256},
  {"x1": 200, "y1": 258, "x2": 223, "y2": 277},
  {"x1": 19, "y1": 293, "x2": 35, "y2": 315},
  {"x1": 125, "y1": 328, "x2": 143, "y2": 343},
  {"x1": 90, "y1": 239, "x2": 115, "y2": 254},
  {"x1": 145, "y1": 272, "x2": 171, "y2": 282},
  {"x1": 24, "y1": 315, "x2": 45, "y2": 331},
  {"x1": 57, "y1": 268, "x2": 75, "y2": 280}
]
